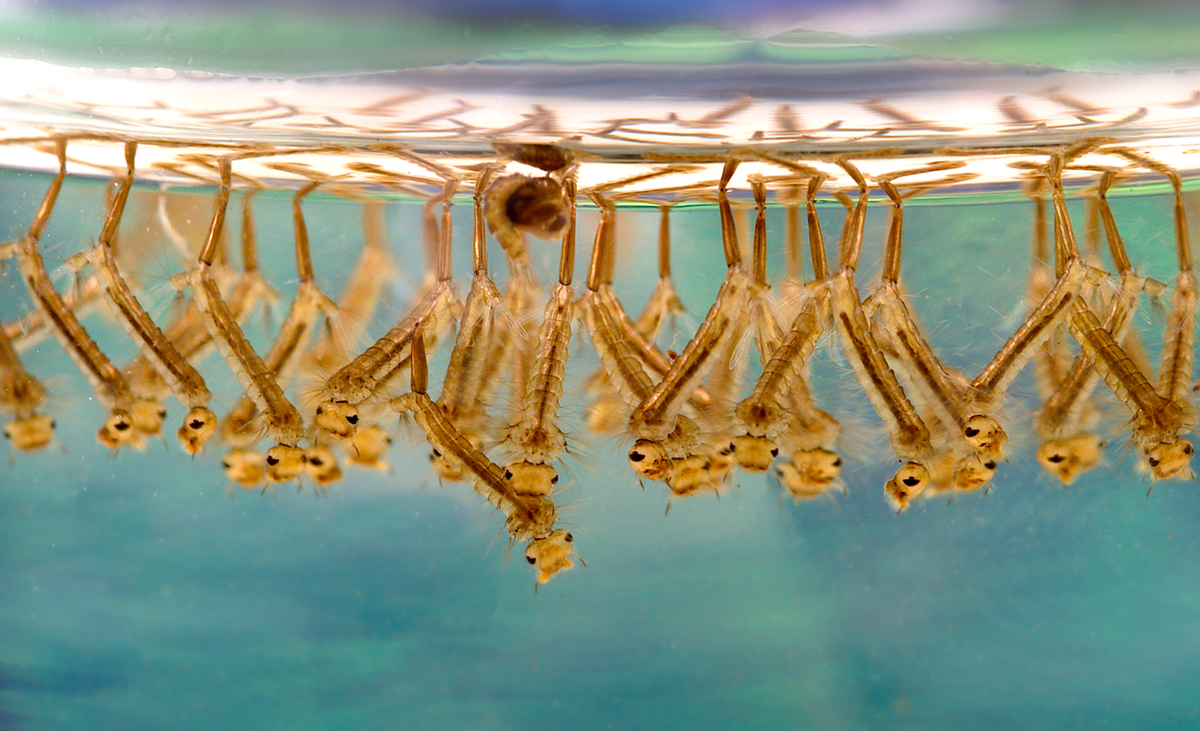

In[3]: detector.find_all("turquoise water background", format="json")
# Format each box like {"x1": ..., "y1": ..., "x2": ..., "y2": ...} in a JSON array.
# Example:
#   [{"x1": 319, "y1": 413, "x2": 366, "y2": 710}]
[{"x1": 0, "y1": 168, "x2": 1198, "y2": 730}]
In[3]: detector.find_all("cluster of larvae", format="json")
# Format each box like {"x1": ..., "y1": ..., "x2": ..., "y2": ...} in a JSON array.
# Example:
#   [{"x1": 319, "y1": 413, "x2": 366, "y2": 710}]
[{"x1": 2, "y1": 139, "x2": 1195, "y2": 585}]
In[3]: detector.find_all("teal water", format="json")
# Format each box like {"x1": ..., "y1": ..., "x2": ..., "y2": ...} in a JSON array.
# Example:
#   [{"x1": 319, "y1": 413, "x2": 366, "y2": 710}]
[{"x1": 0, "y1": 169, "x2": 1198, "y2": 730}]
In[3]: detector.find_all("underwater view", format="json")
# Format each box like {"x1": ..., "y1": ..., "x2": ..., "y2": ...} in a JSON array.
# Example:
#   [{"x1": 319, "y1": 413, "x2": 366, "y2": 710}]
[{"x1": 1, "y1": 2, "x2": 1199, "y2": 729}]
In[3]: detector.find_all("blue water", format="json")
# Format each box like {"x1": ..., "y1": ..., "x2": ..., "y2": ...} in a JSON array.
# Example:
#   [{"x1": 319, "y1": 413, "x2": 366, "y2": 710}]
[{"x1": 0, "y1": 170, "x2": 1197, "y2": 730}]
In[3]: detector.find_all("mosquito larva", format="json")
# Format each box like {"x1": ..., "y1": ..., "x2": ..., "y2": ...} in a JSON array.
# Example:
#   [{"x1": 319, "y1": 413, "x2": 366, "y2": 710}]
[
  {"x1": 578, "y1": 199, "x2": 657, "y2": 407},
  {"x1": 1034, "y1": 170, "x2": 1141, "y2": 484},
  {"x1": 219, "y1": 181, "x2": 337, "y2": 454},
  {"x1": 87, "y1": 141, "x2": 218, "y2": 454},
  {"x1": 315, "y1": 180, "x2": 461, "y2": 441},
  {"x1": 1034, "y1": 154, "x2": 1197, "y2": 482},
  {"x1": 633, "y1": 204, "x2": 686, "y2": 342},
  {"x1": 10, "y1": 139, "x2": 146, "y2": 450},
  {"x1": 390, "y1": 329, "x2": 559, "y2": 544},
  {"x1": 733, "y1": 297, "x2": 822, "y2": 471},
  {"x1": 190, "y1": 158, "x2": 306, "y2": 482},
  {"x1": 429, "y1": 170, "x2": 506, "y2": 482},
  {"x1": 0, "y1": 322, "x2": 54, "y2": 453},
  {"x1": 825, "y1": 160, "x2": 933, "y2": 505},
  {"x1": 1027, "y1": 184, "x2": 1075, "y2": 408},
  {"x1": 487, "y1": 168, "x2": 551, "y2": 436},
  {"x1": 684, "y1": 180, "x2": 777, "y2": 492},
  {"x1": 627, "y1": 161, "x2": 755, "y2": 449},
  {"x1": 731, "y1": 178, "x2": 837, "y2": 477},
  {"x1": 867, "y1": 175, "x2": 1007, "y2": 466},
  {"x1": 1148, "y1": 165, "x2": 1197, "y2": 415},
  {"x1": 576, "y1": 192, "x2": 700, "y2": 483},
  {"x1": 583, "y1": 202, "x2": 685, "y2": 435},
  {"x1": 766, "y1": 175, "x2": 845, "y2": 497},
  {"x1": 124, "y1": 193, "x2": 274, "y2": 411},
  {"x1": 969, "y1": 154, "x2": 1094, "y2": 416},
  {"x1": 501, "y1": 177, "x2": 578, "y2": 497},
  {"x1": 302, "y1": 201, "x2": 395, "y2": 379}
]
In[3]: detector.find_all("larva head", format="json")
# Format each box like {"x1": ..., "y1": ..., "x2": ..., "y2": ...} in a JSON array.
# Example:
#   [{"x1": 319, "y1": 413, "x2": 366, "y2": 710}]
[
  {"x1": 130, "y1": 399, "x2": 168, "y2": 439},
  {"x1": 345, "y1": 424, "x2": 392, "y2": 470},
  {"x1": 96, "y1": 410, "x2": 136, "y2": 449},
  {"x1": 1036, "y1": 434, "x2": 1104, "y2": 485},
  {"x1": 705, "y1": 444, "x2": 736, "y2": 486},
  {"x1": 730, "y1": 434, "x2": 780, "y2": 473},
  {"x1": 953, "y1": 454, "x2": 998, "y2": 493},
  {"x1": 628, "y1": 439, "x2": 672, "y2": 481},
  {"x1": 265, "y1": 444, "x2": 308, "y2": 483},
  {"x1": 525, "y1": 529, "x2": 575, "y2": 584},
  {"x1": 664, "y1": 454, "x2": 714, "y2": 498},
  {"x1": 788, "y1": 448, "x2": 843, "y2": 496},
  {"x1": 314, "y1": 400, "x2": 359, "y2": 440},
  {"x1": 504, "y1": 461, "x2": 559, "y2": 498},
  {"x1": 963, "y1": 415, "x2": 1007, "y2": 461},
  {"x1": 4, "y1": 414, "x2": 55, "y2": 452},
  {"x1": 177, "y1": 407, "x2": 218, "y2": 455},
  {"x1": 1145, "y1": 439, "x2": 1195, "y2": 481},
  {"x1": 774, "y1": 450, "x2": 844, "y2": 503},
  {"x1": 503, "y1": 176, "x2": 569, "y2": 240},
  {"x1": 221, "y1": 449, "x2": 266, "y2": 488},
  {"x1": 305, "y1": 444, "x2": 343, "y2": 487},
  {"x1": 884, "y1": 461, "x2": 931, "y2": 513}
]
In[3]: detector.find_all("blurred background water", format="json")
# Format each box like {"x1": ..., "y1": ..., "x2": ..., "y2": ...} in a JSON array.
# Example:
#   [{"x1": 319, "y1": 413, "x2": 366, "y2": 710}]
[{"x1": 1, "y1": 2, "x2": 1200, "y2": 730}]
